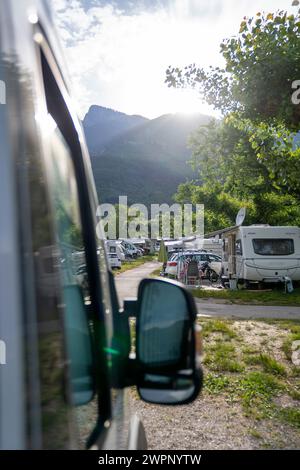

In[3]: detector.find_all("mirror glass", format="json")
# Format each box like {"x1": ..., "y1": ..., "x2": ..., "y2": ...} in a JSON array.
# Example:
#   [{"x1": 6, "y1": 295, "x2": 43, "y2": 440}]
[{"x1": 137, "y1": 280, "x2": 197, "y2": 404}]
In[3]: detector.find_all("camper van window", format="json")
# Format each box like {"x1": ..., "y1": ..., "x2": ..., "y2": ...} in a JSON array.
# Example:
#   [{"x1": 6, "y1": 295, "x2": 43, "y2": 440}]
[
  {"x1": 252, "y1": 239, "x2": 294, "y2": 256},
  {"x1": 236, "y1": 239, "x2": 243, "y2": 256}
]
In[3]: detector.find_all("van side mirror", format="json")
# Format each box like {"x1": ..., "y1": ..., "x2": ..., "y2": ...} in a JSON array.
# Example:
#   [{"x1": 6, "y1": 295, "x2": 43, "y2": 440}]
[{"x1": 135, "y1": 278, "x2": 203, "y2": 405}]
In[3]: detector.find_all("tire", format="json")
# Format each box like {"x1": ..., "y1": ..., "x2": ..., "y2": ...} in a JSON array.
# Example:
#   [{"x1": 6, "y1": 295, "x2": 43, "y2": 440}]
[{"x1": 209, "y1": 269, "x2": 219, "y2": 283}]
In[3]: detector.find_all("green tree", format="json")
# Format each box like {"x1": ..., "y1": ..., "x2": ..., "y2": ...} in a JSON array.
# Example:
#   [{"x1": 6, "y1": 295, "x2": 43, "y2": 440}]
[
  {"x1": 175, "y1": 117, "x2": 300, "y2": 232},
  {"x1": 166, "y1": 10, "x2": 300, "y2": 129},
  {"x1": 167, "y1": 10, "x2": 300, "y2": 229}
]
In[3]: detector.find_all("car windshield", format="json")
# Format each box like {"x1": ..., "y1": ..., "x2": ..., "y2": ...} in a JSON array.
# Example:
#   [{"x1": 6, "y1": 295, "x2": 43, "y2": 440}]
[
  {"x1": 208, "y1": 255, "x2": 221, "y2": 261},
  {"x1": 178, "y1": 254, "x2": 205, "y2": 262}
]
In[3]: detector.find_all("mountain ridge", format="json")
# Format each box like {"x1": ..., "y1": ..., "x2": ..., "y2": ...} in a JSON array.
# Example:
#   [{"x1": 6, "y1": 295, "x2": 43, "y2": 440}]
[{"x1": 83, "y1": 106, "x2": 212, "y2": 206}]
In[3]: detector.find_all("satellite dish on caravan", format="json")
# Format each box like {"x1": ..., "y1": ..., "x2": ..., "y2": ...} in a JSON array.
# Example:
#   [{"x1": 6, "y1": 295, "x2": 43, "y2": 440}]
[{"x1": 236, "y1": 207, "x2": 246, "y2": 226}]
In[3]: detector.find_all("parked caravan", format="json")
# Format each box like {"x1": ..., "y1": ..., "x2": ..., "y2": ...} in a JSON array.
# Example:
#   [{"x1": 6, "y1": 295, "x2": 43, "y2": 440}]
[
  {"x1": 105, "y1": 239, "x2": 125, "y2": 261},
  {"x1": 222, "y1": 225, "x2": 300, "y2": 285}
]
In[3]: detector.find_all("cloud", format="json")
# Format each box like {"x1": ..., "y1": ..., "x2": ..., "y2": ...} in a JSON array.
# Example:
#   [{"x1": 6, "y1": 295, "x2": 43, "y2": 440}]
[{"x1": 53, "y1": 0, "x2": 295, "y2": 119}]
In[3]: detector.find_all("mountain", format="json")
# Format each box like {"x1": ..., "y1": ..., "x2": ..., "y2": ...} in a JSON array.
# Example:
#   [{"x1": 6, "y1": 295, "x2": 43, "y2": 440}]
[
  {"x1": 83, "y1": 105, "x2": 148, "y2": 152},
  {"x1": 82, "y1": 106, "x2": 211, "y2": 206}
]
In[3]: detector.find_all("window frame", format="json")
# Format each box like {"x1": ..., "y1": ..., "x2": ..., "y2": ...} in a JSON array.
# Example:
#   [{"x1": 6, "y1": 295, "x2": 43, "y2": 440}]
[
  {"x1": 34, "y1": 25, "x2": 113, "y2": 447},
  {"x1": 252, "y1": 238, "x2": 295, "y2": 256},
  {"x1": 236, "y1": 239, "x2": 243, "y2": 256}
]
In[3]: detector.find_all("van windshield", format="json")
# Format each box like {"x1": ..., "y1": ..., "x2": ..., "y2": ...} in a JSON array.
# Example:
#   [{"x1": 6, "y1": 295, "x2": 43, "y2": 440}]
[{"x1": 252, "y1": 239, "x2": 294, "y2": 256}]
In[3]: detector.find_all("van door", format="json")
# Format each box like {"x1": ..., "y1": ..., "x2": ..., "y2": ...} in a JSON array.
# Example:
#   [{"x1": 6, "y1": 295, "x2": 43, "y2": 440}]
[
  {"x1": 228, "y1": 234, "x2": 237, "y2": 276},
  {"x1": 34, "y1": 30, "x2": 131, "y2": 448}
]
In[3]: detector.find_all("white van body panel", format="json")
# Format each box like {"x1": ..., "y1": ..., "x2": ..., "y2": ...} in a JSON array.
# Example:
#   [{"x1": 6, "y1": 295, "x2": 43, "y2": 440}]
[{"x1": 105, "y1": 240, "x2": 125, "y2": 261}]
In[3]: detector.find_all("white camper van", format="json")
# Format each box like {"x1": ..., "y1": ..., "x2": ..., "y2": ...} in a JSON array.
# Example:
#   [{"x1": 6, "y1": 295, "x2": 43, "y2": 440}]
[
  {"x1": 105, "y1": 240, "x2": 125, "y2": 261},
  {"x1": 222, "y1": 225, "x2": 300, "y2": 285}
]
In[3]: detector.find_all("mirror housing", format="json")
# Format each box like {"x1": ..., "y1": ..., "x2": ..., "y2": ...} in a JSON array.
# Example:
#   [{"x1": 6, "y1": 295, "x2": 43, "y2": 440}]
[{"x1": 134, "y1": 277, "x2": 203, "y2": 405}]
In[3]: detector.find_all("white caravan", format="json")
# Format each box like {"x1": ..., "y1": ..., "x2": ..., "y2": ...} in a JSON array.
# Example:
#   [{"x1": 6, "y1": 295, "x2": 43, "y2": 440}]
[
  {"x1": 105, "y1": 240, "x2": 125, "y2": 261},
  {"x1": 222, "y1": 225, "x2": 300, "y2": 284}
]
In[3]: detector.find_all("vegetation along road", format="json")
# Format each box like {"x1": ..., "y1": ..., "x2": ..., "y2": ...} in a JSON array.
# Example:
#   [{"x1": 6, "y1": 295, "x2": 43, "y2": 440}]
[{"x1": 196, "y1": 300, "x2": 300, "y2": 320}]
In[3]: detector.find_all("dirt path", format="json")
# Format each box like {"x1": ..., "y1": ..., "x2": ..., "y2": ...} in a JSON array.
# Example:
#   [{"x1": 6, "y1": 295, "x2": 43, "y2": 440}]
[{"x1": 115, "y1": 261, "x2": 161, "y2": 305}]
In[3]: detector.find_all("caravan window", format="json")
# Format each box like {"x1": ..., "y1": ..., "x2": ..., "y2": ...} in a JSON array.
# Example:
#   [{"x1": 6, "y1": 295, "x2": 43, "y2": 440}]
[
  {"x1": 236, "y1": 239, "x2": 243, "y2": 256},
  {"x1": 252, "y1": 239, "x2": 294, "y2": 256}
]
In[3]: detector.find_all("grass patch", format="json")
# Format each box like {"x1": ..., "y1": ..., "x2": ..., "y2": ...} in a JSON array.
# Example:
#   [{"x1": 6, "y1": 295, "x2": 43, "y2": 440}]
[
  {"x1": 201, "y1": 318, "x2": 300, "y2": 436},
  {"x1": 258, "y1": 354, "x2": 287, "y2": 376},
  {"x1": 262, "y1": 319, "x2": 300, "y2": 331},
  {"x1": 204, "y1": 373, "x2": 231, "y2": 394},
  {"x1": 150, "y1": 266, "x2": 163, "y2": 277},
  {"x1": 202, "y1": 319, "x2": 237, "y2": 339},
  {"x1": 290, "y1": 366, "x2": 300, "y2": 378},
  {"x1": 287, "y1": 387, "x2": 300, "y2": 400},
  {"x1": 192, "y1": 287, "x2": 300, "y2": 306},
  {"x1": 238, "y1": 372, "x2": 283, "y2": 418},
  {"x1": 278, "y1": 407, "x2": 300, "y2": 429},
  {"x1": 244, "y1": 353, "x2": 286, "y2": 376},
  {"x1": 115, "y1": 255, "x2": 156, "y2": 274},
  {"x1": 242, "y1": 346, "x2": 260, "y2": 355},
  {"x1": 204, "y1": 342, "x2": 244, "y2": 373},
  {"x1": 282, "y1": 333, "x2": 300, "y2": 360},
  {"x1": 249, "y1": 428, "x2": 263, "y2": 439}
]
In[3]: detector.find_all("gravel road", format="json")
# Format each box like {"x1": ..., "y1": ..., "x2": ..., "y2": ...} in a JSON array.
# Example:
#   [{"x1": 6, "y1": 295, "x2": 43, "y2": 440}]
[
  {"x1": 115, "y1": 261, "x2": 161, "y2": 305},
  {"x1": 196, "y1": 299, "x2": 300, "y2": 320}
]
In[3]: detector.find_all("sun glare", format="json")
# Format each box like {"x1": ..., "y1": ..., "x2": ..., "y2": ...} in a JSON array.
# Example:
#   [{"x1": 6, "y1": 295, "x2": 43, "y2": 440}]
[
  {"x1": 172, "y1": 89, "x2": 205, "y2": 115},
  {"x1": 151, "y1": 88, "x2": 217, "y2": 119}
]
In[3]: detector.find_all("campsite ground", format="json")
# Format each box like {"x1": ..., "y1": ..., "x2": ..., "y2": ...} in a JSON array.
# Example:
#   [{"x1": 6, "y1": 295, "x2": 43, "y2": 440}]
[
  {"x1": 116, "y1": 261, "x2": 300, "y2": 449},
  {"x1": 131, "y1": 317, "x2": 300, "y2": 449}
]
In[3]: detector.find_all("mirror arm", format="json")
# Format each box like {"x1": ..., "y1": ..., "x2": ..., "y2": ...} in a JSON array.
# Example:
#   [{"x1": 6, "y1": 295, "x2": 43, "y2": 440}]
[
  {"x1": 121, "y1": 356, "x2": 140, "y2": 386},
  {"x1": 123, "y1": 297, "x2": 138, "y2": 318},
  {"x1": 119, "y1": 298, "x2": 139, "y2": 387}
]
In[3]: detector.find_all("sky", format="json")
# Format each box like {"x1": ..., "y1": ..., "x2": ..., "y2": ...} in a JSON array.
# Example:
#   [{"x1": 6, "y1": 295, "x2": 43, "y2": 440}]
[{"x1": 53, "y1": 0, "x2": 296, "y2": 119}]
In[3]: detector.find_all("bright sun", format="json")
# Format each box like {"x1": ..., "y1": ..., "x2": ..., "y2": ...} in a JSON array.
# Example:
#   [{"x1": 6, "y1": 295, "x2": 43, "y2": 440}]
[
  {"x1": 172, "y1": 89, "x2": 203, "y2": 115},
  {"x1": 144, "y1": 87, "x2": 216, "y2": 119}
]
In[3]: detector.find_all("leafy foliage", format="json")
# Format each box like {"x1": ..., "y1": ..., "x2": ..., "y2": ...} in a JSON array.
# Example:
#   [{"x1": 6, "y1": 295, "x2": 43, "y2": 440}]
[
  {"x1": 166, "y1": 10, "x2": 300, "y2": 129},
  {"x1": 167, "y1": 10, "x2": 300, "y2": 231}
]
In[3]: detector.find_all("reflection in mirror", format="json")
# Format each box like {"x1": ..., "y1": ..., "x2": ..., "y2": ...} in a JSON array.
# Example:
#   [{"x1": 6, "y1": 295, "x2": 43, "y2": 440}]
[
  {"x1": 140, "y1": 373, "x2": 195, "y2": 404},
  {"x1": 137, "y1": 280, "x2": 199, "y2": 405},
  {"x1": 138, "y1": 282, "x2": 189, "y2": 368}
]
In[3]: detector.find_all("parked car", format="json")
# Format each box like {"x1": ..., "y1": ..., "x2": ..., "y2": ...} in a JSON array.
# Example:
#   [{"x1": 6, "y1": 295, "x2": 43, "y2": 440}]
[
  {"x1": 166, "y1": 251, "x2": 222, "y2": 280},
  {"x1": 0, "y1": 0, "x2": 203, "y2": 450},
  {"x1": 108, "y1": 253, "x2": 122, "y2": 269},
  {"x1": 120, "y1": 240, "x2": 142, "y2": 258},
  {"x1": 206, "y1": 253, "x2": 222, "y2": 276},
  {"x1": 178, "y1": 252, "x2": 222, "y2": 281},
  {"x1": 165, "y1": 252, "x2": 180, "y2": 278}
]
